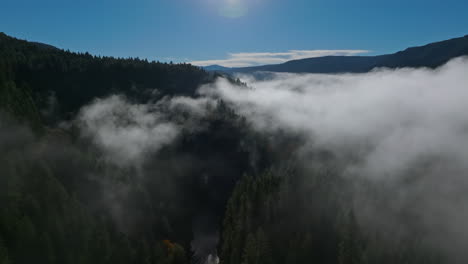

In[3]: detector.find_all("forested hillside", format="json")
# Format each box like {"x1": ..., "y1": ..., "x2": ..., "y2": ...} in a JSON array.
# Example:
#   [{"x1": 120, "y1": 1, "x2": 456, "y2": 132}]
[
  {"x1": 0, "y1": 32, "x2": 217, "y2": 121},
  {"x1": 219, "y1": 161, "x2": 445, "y2": 264},
  {"x1": 0, "y1": 33, "x2": 258, "y2": 264},
  {"x1": 0, "y1": 33, "x2": 463, "y2": 264}
]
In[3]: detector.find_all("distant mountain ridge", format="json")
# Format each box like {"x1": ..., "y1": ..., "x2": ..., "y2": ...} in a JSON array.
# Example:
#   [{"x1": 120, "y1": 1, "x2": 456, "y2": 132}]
[
  {"x1": 203, "y1": 65, "x2": 232, "y2": 71},
  {"x1": 205, "y1": 35, "x2": 468, "y2": 74}
]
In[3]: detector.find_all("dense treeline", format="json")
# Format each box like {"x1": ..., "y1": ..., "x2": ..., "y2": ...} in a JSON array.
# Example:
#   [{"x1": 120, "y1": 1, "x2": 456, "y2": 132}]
[
  {"x1": 0, "y1": 32, "x2": 218, "y2": 121},
  {"x1": 219, "y1": 158, "x2": 446, "y2": 264}
]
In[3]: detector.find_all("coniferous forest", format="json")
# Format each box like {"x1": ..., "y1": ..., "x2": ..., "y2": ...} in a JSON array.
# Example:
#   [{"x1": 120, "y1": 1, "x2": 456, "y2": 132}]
[{"x1": 1, "y1": 31, "x2": 468, "y2": 264}]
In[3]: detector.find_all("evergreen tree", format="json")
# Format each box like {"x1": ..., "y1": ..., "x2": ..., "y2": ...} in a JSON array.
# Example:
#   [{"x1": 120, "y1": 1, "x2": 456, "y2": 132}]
[
  {"x1": 338, "y1": 211, "x2": 363, "y2": 264},
  {"x1": 0, "y1": 236, "x2": 10, "y2": 264}
]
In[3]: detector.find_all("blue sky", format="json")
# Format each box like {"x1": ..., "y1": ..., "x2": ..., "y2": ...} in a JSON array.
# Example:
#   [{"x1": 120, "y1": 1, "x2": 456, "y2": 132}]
[{"x1": 2, "y1": 0, "x2": 468, "y2": 66}]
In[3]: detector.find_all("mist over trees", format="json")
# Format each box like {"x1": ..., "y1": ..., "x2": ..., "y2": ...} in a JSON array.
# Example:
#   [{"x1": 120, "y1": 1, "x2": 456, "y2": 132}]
[
  {"x1": 0, "y1": 33, "x2": 260, "y2": 264},
  {"x1": 1, "y1": 32, "x2": 468, "y2": 264}
]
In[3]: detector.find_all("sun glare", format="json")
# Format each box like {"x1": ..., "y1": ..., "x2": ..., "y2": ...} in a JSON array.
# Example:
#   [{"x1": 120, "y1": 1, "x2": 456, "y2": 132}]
[{"x1": 219, "y1": 0, "x2": 248, "y2": 18}]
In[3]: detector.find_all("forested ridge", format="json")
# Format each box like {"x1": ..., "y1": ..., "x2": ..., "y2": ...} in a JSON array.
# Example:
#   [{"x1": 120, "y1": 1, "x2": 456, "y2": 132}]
[
  {"x1": 0, "y1": 32, "x2": 458, "y2": 264},
  {"x1": 0, "y1": 33, "x2": 255, "y2": 264},
  {"x1": 0, "y1": 32, "x2": 219, "y2": 121}
]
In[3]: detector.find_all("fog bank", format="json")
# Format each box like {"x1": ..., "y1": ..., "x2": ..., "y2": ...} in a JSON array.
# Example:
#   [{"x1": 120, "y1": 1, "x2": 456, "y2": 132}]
[{"x1": 201, "y1": 57, "x2": 468, "y2": 261}]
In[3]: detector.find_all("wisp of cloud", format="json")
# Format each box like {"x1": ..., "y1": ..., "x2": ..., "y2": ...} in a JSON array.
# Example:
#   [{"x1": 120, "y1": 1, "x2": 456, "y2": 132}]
[{"x1": 77, "y1": 95, "x2": 179, "y2": 166}]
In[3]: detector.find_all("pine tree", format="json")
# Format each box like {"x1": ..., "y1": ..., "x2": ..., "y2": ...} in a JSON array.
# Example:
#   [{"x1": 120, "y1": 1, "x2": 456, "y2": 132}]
[
  {"x1": 241, "y1": 229, "x2": 272, "y2": 264},
  {"x1": 0, "y1": 236, "x2": 11, "y2": 264},
  {"x1": 241, "y1": 233, "x2": 256, "y2": 264},
  {"x1": 255, "y1": 228, "x2": 272, "y2": 264},
  {"x1": 338, "y1": 211, "x2": 363, "y2": 264}
]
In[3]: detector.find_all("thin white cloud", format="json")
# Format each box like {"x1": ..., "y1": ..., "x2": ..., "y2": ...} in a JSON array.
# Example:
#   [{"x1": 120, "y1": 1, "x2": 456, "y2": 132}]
[
  {"x1": 190, "y1": 50, "x2": 370, "y2": 68},
  {"x1": 76, "y1": 95, "x2": 217, "y2": 167},
  {"x1": 77, "y1": 95, "x2": 179, "y2": 166}
]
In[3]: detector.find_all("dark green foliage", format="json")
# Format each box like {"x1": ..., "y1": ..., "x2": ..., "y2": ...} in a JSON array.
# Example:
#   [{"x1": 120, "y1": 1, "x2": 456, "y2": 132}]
[
  {"x1": 220, "y1": 171, "x2": 281, "y2": 264},
  {"x1": 0, "y1": 235, "x2": 10, "y2": 264},
  {"x1": 0, "y1": 77, "x2": 41, "y2": 129},
  {"x1": 220, "y1": 166, "x2": 327, "y2": 264},
  {"x1": 0, "y1": 32, "x2": 212, "y2": 122},
  {"x1": 219, "y1": 160, "x2": 444, "y2": 264},
  {"x1": 241, "y1": 228, "x2": 272, "y2": 264}
]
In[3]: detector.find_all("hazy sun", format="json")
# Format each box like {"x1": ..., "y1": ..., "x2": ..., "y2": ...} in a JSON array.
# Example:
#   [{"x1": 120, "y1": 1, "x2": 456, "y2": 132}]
[{"x1": 219, "y1": 0, "x2": 248, "y2": 18}]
